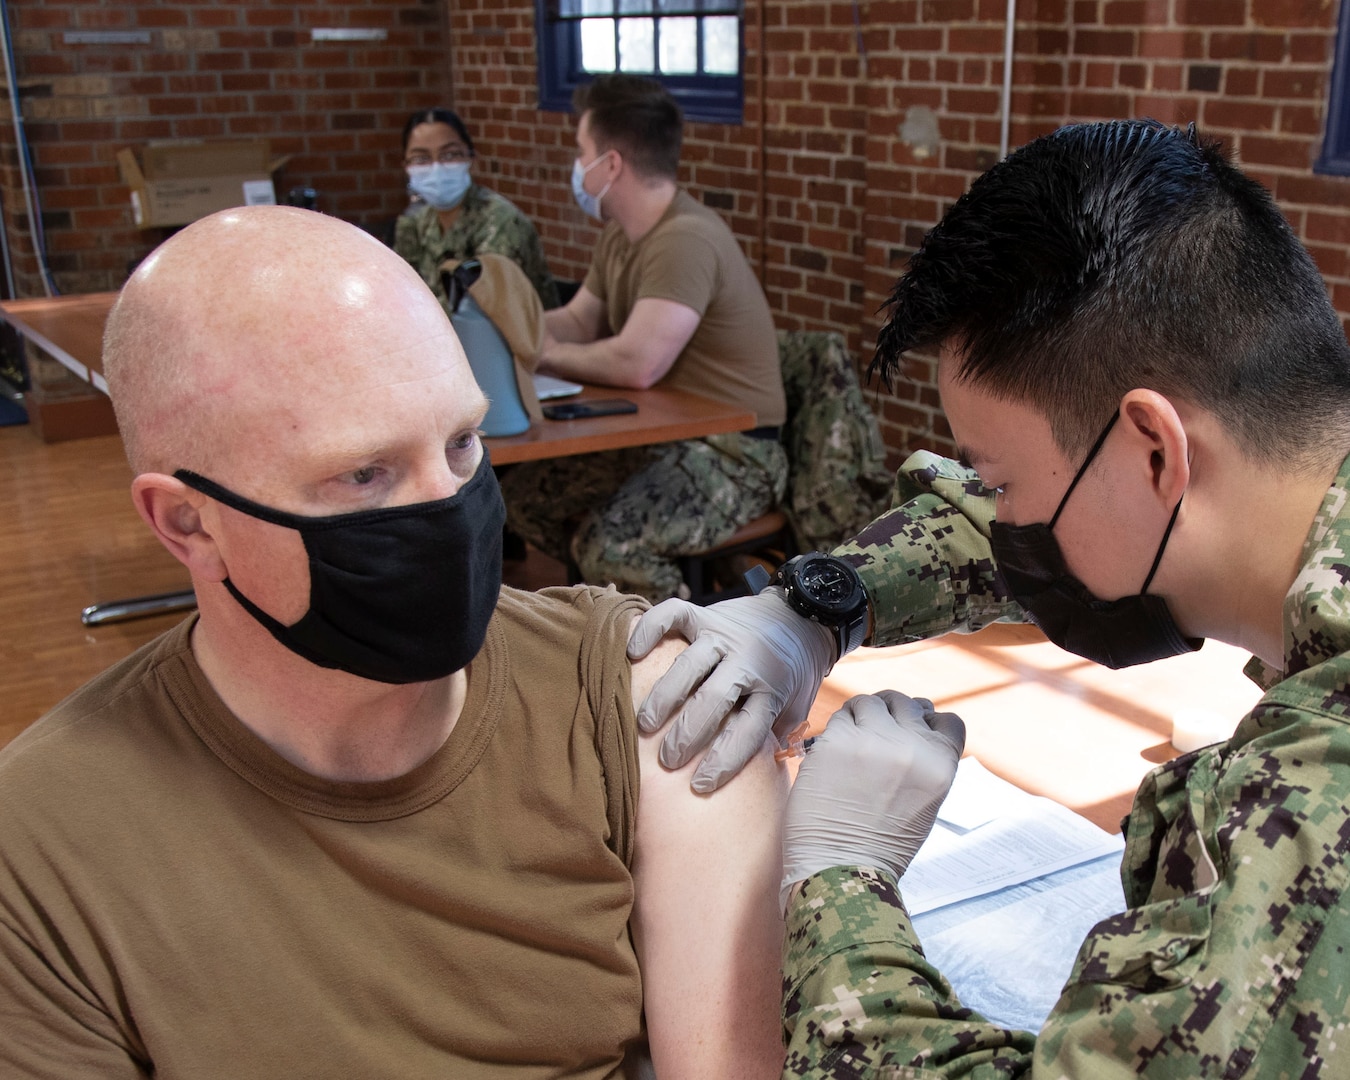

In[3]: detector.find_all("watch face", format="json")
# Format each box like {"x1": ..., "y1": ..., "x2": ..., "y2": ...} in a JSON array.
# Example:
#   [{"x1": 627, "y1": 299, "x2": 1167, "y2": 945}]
[{"x1": 800, "y1": 558, "x2": 858, "y2": 608}]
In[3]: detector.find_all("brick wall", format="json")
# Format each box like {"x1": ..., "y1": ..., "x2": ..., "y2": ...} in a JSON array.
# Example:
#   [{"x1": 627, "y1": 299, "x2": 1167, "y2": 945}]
[
  {"x1": 448, "y1": 0, "x2": 1349, "y2": 462},
  {"x1": 0, "y1": 0, "x2": 452, "y2": 298},
  {"x1": 3, "y1": 0, "x2": 1348, "y2": 464}
]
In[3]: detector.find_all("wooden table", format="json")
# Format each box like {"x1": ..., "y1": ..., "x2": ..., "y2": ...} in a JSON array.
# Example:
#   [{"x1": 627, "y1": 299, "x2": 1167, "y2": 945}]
[
  {"x1": 0, "y1": 292, "x2": 756, "y2": 623},
  {"x1": 0, "y1": 292, "x2": 118, "y2": 394},
  {"x1": 488, "y1": 384, "x2": 753, "y2": 464},
  {"x1": 809, "y1": 623, "x2": 1264, "y2": 833}
]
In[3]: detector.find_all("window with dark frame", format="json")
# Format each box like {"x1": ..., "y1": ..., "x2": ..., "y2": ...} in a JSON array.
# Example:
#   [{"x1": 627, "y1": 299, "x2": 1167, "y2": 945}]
[
  {"x1": 1317, "y1": 0, "x2": 1350, "y2": 175},
  {"x1": 536, "y1": 0, "x2": 744, "y2": 125}
]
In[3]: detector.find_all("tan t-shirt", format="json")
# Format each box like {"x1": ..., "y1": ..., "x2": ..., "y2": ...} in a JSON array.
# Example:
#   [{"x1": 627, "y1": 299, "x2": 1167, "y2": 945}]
[
  {"x1": 583, "y1": 190, "x2": 786, "y2": 427},
  {"x1": 0, "y1": 586, "x2": 647, "y2": 1079}
]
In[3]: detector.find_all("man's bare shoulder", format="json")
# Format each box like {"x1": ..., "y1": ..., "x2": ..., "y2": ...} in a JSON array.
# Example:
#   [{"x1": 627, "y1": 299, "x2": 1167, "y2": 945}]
[
  {"x1": 628, "y1": 614, "x2": 688, "y2": 717},
  {"x1": 626, "y1": 611, "x2": 781, "y2": 790},
  {"x1": 623, "y1": 614, "x2": 787, "y2": 1076}
]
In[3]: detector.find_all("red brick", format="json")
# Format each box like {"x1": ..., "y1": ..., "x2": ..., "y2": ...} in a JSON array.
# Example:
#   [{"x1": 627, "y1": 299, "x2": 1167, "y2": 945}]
[
  {"x1": 1290, "y1": 32, "x2": 1334, "y2": 64},
  {"x1": 1030, "y1": 28, "x2": 1071, "y2": 56},
  {"x1": 1136, "y1": 29, "x2": 1206, "y2": 59},
  {"x1": 1203, "y1": 99, "x2": 1276, "y2": 131},
  {"x1": 1118, "y1": 62, "x2": 1148, "y2": 88},
  {"x1": 1238, "y1": 134, "x2": 1317, "y2": 170},
  {"x1": 1131, "y1": 94, "x2": 1198, "y2": 123},
  {"x1": 1208, "y1": 32, "x2": 1288, "y2": 63},
  {"x1": 168, "y1": 74, "x2": 221, "y2": 95},
  {"x1": 948, "y1": 88, "x2": 1000, "y2": 114},
  {"x1": 1253, "y1": 0, "x2": 1337, "y2": 29},
  {"x1": 173, "y1": 117, "x2": 227, "y2": 138},
  {"x1": 1305, "y1": 212, "x2": 1350, "y2": 246},
  {"x1": 1278, "y1": 104, "x2": 1323, "y2": 137},
  {"x1": 222, "y1": 73, "x2": 271, "y2": 92},
  {"x1": 1085, "y1": 61, "x2": 1118, "y2": 89},
  {"x1": 1152, "y1": 63, "x2": 1184, "y2": 92},
  {"x1": 1262, "y1": 69, "x2": 1326, "y2": 100},
  {"x1": 921, "y1": 0, "x2": 976, "y2": 19},
  {"x1": 1076, "y1": 29, "x2": 1136, "y2": 57},
  {"x1": 1067, "y1": 89, "x2": 1134, "y2": 117},
  {"x1": 948, "y1": 27, "x2": 1006, "y2": 53},
  {"x1": 1224, "y1": 67, "x2": 1260, "y2": 96},
  {"x1": 1175, "y1": 0, "x2": 1245, "y2": 27},
  {"x1": 135, "y1": 8, "x2": 189, "y2": 28},
  {"x1": 147, "y1": 94, "x2": 207, "y2": 117}
]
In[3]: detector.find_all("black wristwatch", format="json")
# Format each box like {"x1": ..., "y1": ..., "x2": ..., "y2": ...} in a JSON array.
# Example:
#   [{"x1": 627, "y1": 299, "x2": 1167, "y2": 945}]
[{"x1": 771, "y1": 552, "x2": 869, "y2": 661}]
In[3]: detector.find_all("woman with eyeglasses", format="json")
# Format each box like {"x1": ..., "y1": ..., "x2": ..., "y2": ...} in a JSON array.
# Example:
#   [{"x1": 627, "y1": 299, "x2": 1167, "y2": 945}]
[{"x1": 393, "y1": 107, "x2": 560, "y2": 309}]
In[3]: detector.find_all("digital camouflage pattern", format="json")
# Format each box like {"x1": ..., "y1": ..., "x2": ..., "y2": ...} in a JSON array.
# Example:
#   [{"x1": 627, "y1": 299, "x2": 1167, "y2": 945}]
[
  {"x1": 393, "y1": 187, "x2": 560, "y2": 310},
  {"x1": 501, "y1": 431, "x2": 787, "y2": 602},
  {"x1": 833, "y1": 451, "x2": 1022, "y2": 647},
  {"x1": 785, "y1": 454, "x2": 1350, "y2": 1077},
  {"x1": 778, "y1": 330, "x2": 893, "y2": 553}
]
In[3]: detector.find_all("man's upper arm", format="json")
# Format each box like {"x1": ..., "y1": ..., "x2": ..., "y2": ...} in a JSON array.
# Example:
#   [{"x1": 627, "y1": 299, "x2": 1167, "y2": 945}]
[
  {"x1": 606, "y1": 297, "x2": 700, "y2": 387},
  {"x1": 626, "y1": 625, "x2": 787, "y2": 1078},
  {"x1": 543, "y1": 285, "x2": 606, "y2": 344}
]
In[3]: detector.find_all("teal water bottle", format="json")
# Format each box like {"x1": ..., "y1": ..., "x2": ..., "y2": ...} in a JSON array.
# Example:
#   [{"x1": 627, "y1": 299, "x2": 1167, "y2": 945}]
[{"x1": 446, "y1": 263, "x2": 532, "y2": 437}]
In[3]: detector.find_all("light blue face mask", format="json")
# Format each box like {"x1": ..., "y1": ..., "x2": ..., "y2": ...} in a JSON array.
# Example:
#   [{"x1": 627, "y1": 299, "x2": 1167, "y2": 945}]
[
  {"x1": 407, "y1": 161, "x2": 472, "y2": 211},
  {"x1": 571, "y1": 154, "x2": 613, "y2": 221}
]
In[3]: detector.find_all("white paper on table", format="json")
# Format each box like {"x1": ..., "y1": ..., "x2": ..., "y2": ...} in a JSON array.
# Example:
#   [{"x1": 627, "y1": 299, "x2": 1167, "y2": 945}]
[
  {"x1": 911, "y1": 853, "x2": 1127, "y2": 1033},
  {"x1": 904, "y1": 757, "x2": 1125, "y2": 916},
  {"x1": 532, "y1": 373, "x2": 584, "y2": 400}
]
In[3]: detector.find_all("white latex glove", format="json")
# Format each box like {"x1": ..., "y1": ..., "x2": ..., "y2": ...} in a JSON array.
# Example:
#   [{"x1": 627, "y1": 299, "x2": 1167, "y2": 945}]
[
  {"x1": 781, "y1": 690, "x2": 966, "y2": 911},
  {"x1": 626, "y1": 589, "x2": 835, "y2": 793}
]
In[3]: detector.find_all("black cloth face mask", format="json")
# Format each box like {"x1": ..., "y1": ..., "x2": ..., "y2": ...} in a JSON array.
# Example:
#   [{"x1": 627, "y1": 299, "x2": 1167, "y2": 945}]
[
  {"x1": 988, "y1": 412, "x2": 1202, "y2": 670},
  {"x1": 175, "y1": 453, "x2": 504, "y2": 684}
]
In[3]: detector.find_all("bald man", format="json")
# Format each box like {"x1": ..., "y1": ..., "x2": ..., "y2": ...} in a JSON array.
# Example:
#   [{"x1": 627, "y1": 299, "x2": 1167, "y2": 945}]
[{"x1": 0, "y1": 207, "x2": 786, "y2": 1079}]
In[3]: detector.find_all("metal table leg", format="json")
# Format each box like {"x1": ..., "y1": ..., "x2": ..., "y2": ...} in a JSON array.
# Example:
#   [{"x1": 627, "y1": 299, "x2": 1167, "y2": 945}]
[{"x1": 81, "y1": 589, "x2": 197, "y2": 626}]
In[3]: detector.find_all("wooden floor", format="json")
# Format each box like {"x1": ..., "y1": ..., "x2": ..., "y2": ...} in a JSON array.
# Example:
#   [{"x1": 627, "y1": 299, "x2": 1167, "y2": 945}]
[{"x1": 1, "y1": 419, "x2": 1266, "y2": 833}]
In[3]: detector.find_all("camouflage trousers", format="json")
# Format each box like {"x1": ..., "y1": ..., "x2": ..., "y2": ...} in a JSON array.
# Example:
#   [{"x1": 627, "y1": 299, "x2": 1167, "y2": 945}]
[{"x1": 500, "y1": 432, "x2": 788, "y2": 602}]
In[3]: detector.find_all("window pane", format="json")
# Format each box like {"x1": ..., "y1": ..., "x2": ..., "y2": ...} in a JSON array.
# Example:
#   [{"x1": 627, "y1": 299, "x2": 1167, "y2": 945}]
[
  {"x1": 658, "y1": 17, "x2": 697, "y2": 74},
  {"x1": 580, "y1": 18, "x2": 616, "y2": 71},
  {"x1": 618, "y1": 17, "x2": 654, "y2": 72},
  {"x1": 581, "y1": 0, "x2": 614, "y2": 12},
  {"x1": 618, "y1": 0, "x2": 653, "y2": 12},
  {"x1": 703, "y1": 0, "x2": 739, "y2": 10},
  {"x1": 703, "y1": 15, "x2": 738, "y2": 74}
]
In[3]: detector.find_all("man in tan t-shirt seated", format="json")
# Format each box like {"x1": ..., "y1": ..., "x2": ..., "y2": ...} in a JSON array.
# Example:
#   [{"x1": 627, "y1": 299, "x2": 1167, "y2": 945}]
[
  {"x1": 500, "y1": 73, "x2": 788, "y2": 603},
  {"x1": 0, "y1": 206, "x2": 786, "y2": 1079}
]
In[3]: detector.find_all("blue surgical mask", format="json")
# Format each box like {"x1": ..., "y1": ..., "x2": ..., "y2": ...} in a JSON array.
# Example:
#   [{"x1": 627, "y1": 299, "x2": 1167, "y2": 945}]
[
  {"x1": 571, "y1": 154, "x2": 613, "y2": 221},
  {"x1": 407, "y1": 161, "x2": 472, "y2": 211}
]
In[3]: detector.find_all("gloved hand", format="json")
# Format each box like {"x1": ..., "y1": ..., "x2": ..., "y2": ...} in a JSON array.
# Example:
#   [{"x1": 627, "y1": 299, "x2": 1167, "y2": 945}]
[
  {"x1": 780, "y1": 690, "x2": 966, "y2": 912},
  {"x1": 626, "y1": 589, "x2": 835, "y2": 793}
]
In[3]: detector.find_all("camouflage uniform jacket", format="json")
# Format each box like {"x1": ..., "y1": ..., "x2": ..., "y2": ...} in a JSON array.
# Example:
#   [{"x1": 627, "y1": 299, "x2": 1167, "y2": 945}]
[
  {"x1": 393, "y1": 186, "x2": 560, "y2": 310},
  {"x1": 834, "y1": 450, "x2": 1021, "y2": 648},
  {"x1": 785, "y1": 451, "x2": 1350, "y2": 1077}
]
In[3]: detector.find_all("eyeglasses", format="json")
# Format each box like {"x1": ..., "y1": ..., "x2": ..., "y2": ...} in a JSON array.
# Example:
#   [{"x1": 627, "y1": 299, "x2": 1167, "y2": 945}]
[{"x1": 405, "y1": 148, "x2": 472, "y2": 167}]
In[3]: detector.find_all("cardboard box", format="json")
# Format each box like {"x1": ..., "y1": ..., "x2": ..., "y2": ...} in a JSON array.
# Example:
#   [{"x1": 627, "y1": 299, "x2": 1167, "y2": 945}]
[{"x1": 116, "y1": 139, "x2": 291, "y2": 229}]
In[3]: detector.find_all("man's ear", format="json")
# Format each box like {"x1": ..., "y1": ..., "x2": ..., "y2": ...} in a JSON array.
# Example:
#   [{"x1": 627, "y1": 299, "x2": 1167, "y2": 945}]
[
  {"x1": 1119, "y1": 389, "x2": 1189, "y2": 507},
  {"x1": 130, "y1": 473, "x2": 228, "y2": 581}
]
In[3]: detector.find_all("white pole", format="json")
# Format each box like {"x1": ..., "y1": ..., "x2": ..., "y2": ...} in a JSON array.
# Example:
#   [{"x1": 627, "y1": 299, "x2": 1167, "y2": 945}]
[{"x1": 1000, "y1": 0, "x2": 1017, "y2": 160}]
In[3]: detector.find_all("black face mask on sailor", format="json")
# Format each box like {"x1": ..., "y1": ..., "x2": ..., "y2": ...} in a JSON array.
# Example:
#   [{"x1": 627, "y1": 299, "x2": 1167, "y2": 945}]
[
  {"x1": 175, "y1": 453, "x2": 505, "y2": 684},
  {"x1": 988, "y1": 412, "x2": 1202, "y2": 670}
]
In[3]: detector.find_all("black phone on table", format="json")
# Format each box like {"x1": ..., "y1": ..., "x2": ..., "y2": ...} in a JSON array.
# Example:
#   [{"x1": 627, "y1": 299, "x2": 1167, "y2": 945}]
[{"x1": 542, "y1": 398, "x2": 639, "y2": 420}]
